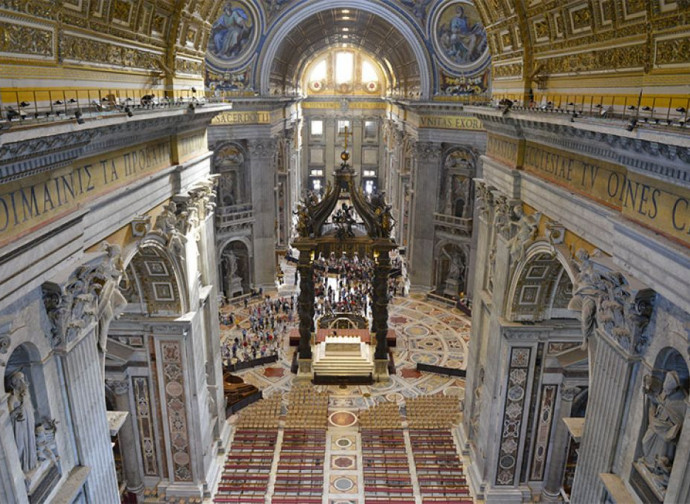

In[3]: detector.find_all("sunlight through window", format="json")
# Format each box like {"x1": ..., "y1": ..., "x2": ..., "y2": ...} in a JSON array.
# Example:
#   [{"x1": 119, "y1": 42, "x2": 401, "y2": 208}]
[
  {"x1": 310, "y1": 59, "x2": 327, "y2": 82},
  {"x1": 335, "y1": 52, "x2": 354, "y2": 84},
  {"x1": 362, "y1": 61, "x2": 378, "y2": 82}
]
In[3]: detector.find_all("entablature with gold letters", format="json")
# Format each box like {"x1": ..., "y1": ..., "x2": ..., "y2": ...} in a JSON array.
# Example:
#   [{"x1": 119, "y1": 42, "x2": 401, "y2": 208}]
[
  {"x1": 473, "y1": 107, "x2": 690, "y2": 248},
  {"x1": 0, "y1": 104, "x2": 230, "y2": 248}
]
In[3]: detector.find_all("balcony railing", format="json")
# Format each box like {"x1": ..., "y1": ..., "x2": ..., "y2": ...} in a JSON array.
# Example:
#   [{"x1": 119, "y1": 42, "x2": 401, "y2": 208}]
[
  {"x1": 216, "y1": 204, "x2": 254, "y2": 229},
  {"x1": 433, "y1": 213, "x2": 473, "y2": 234}
]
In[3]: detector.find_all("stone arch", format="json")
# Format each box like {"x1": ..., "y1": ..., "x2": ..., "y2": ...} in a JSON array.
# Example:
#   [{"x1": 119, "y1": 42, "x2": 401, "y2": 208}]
[
  {"x1": 505, "y1": 242, "x2": 577, "y2": 322},
  {"x1": 257, "y1": 0, "x2": 433, "y2": 98},
  {"x1": 121, "y1": 238, "x2": 188, "y2": 317}
]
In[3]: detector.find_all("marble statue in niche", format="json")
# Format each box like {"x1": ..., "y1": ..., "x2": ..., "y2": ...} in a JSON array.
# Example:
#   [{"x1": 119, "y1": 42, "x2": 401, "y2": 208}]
[
  {"x1": 208, "y1": 2, "x2": 253, "y2": 60},
  {"x1": 568, "y1": 249, "x2": 605, "y2": 351},
  {"x1": 637, "y1": 371, "x2": 687, "y2": 493},
  {"x1": 442, "y1": 247, "x2": 466, "y2": 297},
  {"x1": 215, "y1": 144, "x2": 245, "y2": 207},
  {"x1": 96, "y1": 243, "x2": 127, "y2": 376},
  {"x1": 447, "y1": 252, "x2": 464, "y2": 282},
  {"x1": 439, "y1": 149, "x2": 473, "y2": 217},
  {"x1": 221, "y1": 249, "x2": 244, "y2": 298},
  {"x1": 8, "y1": 371, "x2": 38, "y2": 473}
]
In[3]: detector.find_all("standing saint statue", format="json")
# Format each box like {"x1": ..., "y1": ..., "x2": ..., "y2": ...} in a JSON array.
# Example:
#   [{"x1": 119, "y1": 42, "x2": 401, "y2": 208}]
[
  {"x1": 640, "y1": 370, "x2": 686, "y2": 486},
  {"x1": 8, "y1": 371, "x2": 38, "y2": 473},
  {"x1": 567, "y1": 249, "x2": 605, "y2": 350}
]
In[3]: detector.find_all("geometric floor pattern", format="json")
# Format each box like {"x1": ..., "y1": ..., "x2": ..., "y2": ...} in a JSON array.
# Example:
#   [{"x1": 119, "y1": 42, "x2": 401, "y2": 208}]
[
  {"x1": 222, "y1": 293, "x2": 470, "y2": 408},
  {"x1": 214, "y1": 286, "x2": 474, "y2": 503}
]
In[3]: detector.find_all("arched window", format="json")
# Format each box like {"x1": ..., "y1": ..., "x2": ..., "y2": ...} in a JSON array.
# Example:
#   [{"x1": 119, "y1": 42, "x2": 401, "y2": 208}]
[
  {"x1": 335, "y1": 52, "x2": 354, "y2": 84},
  {"x1": 303, "y1": 48, "x2": 386, "y2": 96}
]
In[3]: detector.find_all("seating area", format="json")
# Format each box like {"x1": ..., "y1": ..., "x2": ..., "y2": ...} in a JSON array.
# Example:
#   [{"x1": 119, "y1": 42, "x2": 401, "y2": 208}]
[
  {"x1": 213, "y1": 428, "x2": 277, "y2": 503},
  {"x1": 405, "y1": 394, "x2": 461, "y2": 429},
  {"x1": 359, "y1": 401, "x2": 402, "y2": 429},
  {"x1": 285, "y1": 385, "x2": 329, "y2": 428},
  {"x1": 362, "y1": 428, "x2": 415, "y2": 504},
  {"x1": 409, "y1": 429, "x2": 472, "y2": 504},
  {"x1": 236, "y1": 394, "x2": 282, "y2": 429},
  {"x1": 272, "y1": 428, "x2": 326, "y2": 504}
]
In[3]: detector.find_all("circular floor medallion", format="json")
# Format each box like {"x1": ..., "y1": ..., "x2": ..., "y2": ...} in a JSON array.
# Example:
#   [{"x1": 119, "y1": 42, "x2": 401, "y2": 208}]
[
  {"x1": 386, "y1": 392, "x2": 404, "y2": 403},
  {"x1": 335, "y1": 437, "x2": 352, "y2": 448},
  {"x1": 405, "y1": 325, "x2": 429, "y2": 337},
  {"x1": 329, "y1": 410, "x2": 358, "y2": 427},
  {"x1": 334, "y1": 476, "x2": 355, "y2": 492}
]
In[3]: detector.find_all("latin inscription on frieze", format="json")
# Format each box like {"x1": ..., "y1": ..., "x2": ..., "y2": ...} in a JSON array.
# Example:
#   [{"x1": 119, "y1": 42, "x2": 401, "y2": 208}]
[
  {"x1": 523, "y1": 142, "x2": 690, "y2": 247},
  {"x1": 0, "y1": 140, "x2": 171, "y2": 246},
  {"x1": 418, "y1": 115, "x2": 484, "y2": 131},
  {"x1": 487, "y1": 133, "x2": 520, "y2": 166},
  {"x1": 175, "y1": 130, "x2": 208, "y2": 163},
  {"x1": 211, "y1": 111, "x2": 270, "y2": 125}
]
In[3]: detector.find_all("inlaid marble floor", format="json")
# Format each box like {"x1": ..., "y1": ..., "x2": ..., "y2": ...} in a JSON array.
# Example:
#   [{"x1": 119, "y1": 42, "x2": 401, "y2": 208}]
[
  {"x1": 220, "y1": 292, "x2": 470, "y2": 407},
  {"x1": 214, "y1": 285, "x2": 471, "y2": 503}
]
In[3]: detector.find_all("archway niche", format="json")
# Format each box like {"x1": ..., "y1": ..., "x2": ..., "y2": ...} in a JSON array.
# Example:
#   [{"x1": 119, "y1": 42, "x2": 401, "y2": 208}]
[
  {"x1": 632, "y1": 347, "x2": 689, "y2": 503},
  {"x1": 4, "y1": 343, "x2": 60, "y2": 501},
  {"x1": 439, "y1": 148, "x2": 476, "y2": 219},
  {"x1": 506, "y1": 248, "x2": 576, "y2": 323},
  {"x1": 435, "y1": 243, "x2": 468, "y2": 297},
  {"x1": 214, "y1": 143, "x2": 249, "y2": 208},
  {"x1": 220, "y1": 240, "x2": 251, "y2": 299},
  {"x1": 123, "y1": 243, "x2": 185, "y2": 317}
]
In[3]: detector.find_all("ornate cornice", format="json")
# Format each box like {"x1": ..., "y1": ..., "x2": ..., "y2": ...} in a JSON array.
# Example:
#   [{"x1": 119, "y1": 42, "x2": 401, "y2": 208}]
[
  {"x1": 246, "y1": 138, "x2": 277, "y2": 159},
  {"x1": 0, "y1": 105, "x2": 231, "y2": 184},
  {"x1": 470, "y1": 107, "x2": 690, "y2": 188},
  {"x1": 415, "y1": 141, "x2": 443, "y2": 162},
  {"x1": 105, "y1": 378, "x2": 130, "y2": 395}
]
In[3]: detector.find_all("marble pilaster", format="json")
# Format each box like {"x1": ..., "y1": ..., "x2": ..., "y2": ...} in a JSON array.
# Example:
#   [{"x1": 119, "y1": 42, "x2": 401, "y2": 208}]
[
  {"x1": 247, "y1": 139, "x2": 278, "y2": 288},
  {"x1": 542, "y1": 387, "x2": 578, "y2": 502},
  {"x1": 60, "y1": 333, "x2": 120, "y2": 503},
  {"x1": 107, "y1": 378, "x2": 144, "y2": 501},
  {"x1": 409, "y1": 142, "x2": 442, "y2": 289},
  {"x1": 570, "y1": 333, "x2": 636, "y2": 503}
]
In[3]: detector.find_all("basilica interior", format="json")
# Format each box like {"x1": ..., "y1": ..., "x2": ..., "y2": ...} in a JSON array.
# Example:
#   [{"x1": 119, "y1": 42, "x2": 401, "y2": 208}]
[{"x1": 1, "y1": 1, "x2": 689, "y2": 503}]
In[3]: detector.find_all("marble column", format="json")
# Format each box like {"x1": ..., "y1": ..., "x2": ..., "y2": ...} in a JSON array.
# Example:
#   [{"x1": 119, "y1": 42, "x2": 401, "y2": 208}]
[
  {"x1": 409, "y1": 142, "x2": 443, "y2": 289},
  {"x1": 61, "y1": 333, "x2": 120, "y2": 503},
  {"x1": 247, "y1": 139, "x2": 277, "y2": 289},
  {"x1": 372, "y1": 249, "x2": 391, "y2": 360},
  {"x1": 297, "y1": 250, "x2": 315, "y2": 360},
  {"x1": 542, "y1": 386, "x2": 578, "y2": 502},
  {"x1": 107, "y1": 378, "x2": 144, "y2": 501},
  {"x1": 570, "y1": 333, "x2": 637, "y2": 503}
]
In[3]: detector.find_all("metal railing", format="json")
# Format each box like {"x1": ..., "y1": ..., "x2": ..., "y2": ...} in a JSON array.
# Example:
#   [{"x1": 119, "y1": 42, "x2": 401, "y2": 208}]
[
  {"x1": 433, "y1": 213, "x2": 473, "y2": 233},
  {"x1": 215, "y1": 204, "x2": 254, "y2": 228},
  {"x1": 1, "y1": 87, "x2": 233, "y2": 127}
]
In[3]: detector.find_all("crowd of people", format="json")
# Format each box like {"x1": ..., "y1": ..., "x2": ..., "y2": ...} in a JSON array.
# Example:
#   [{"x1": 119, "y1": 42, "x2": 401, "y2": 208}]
[
  {"x1": 311, "y1": 252, "x2": 406, "y2": 320},
  {"x1": 219, "y1": 295, "x2": 296, "y2": 365},
  {"x1": 219, "y1": 251, "x2": 409, "y2": 367}
]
